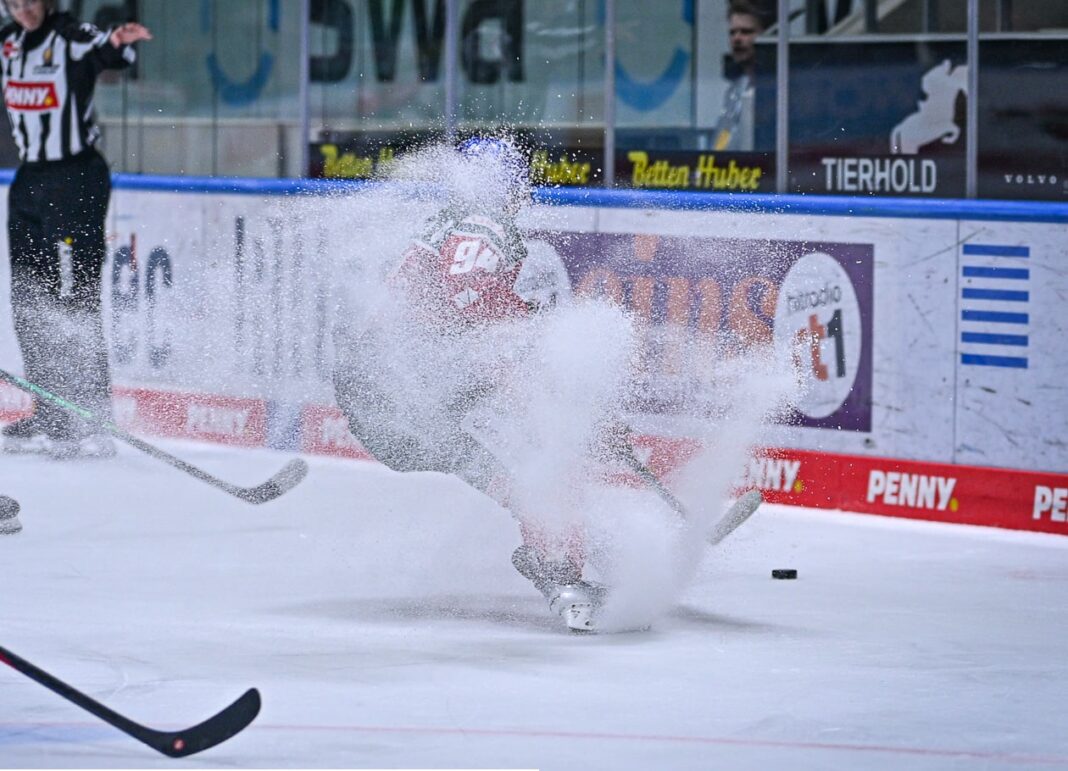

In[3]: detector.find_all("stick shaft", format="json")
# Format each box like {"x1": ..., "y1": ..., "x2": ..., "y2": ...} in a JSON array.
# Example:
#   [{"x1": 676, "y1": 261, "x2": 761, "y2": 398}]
[
  {"x1": 0, "y1": 646, "x2": 141, "y2": 735},
  {"x1": 620, "y1": 445, "x2": 689, "y2": 519},
  {"x1": 0, "y1": 368, "x2": 208, "y2": 477},
  {"x1": 0, "y1": 368, "x2": 304, "y2": 503},
  {"x1": 0, "y1": 645, "x2": 261, "y2": 757}
]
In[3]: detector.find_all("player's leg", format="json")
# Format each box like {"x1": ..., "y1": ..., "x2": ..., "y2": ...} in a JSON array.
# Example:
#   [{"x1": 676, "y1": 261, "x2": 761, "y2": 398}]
[
  {"x1": 39, "y1": 153, "x2": 115, "y2": 458},
  {"x1": 332, "y1": 364, "x2": 435, "y2": 472},
  {"x1": 336, "y1": 357, "x2": 604, "y2": 631},
  {"x1": 510, "y1": 518, "x2": 605, "y2": 632},
  {"x1": 452, "y1": 433, "x2": 604, "y2": 632},
  {"x1": 454, "y1": 395, "x2": 610, "y2": 630},
  {"x1": 4, "y1": 166, "x2": 68, "y2": 452}
]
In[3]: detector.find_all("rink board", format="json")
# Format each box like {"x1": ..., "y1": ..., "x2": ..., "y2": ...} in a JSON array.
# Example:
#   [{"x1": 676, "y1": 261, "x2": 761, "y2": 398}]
[{"x1": 0, "y1": 177, "x2": 1064, "y2": 535}]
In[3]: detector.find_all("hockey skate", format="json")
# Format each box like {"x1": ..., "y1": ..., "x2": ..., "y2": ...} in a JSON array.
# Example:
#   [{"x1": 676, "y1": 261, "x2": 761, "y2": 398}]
[
  {"x1": 2, "y1": 415, "x2": 51, "y2": 455},
  {"x1": 547, "y1": 581, "x2": 609, "y2": 633},
  {"x1": 49, "y1": 433, "x2": 116, "y2": 461},
  {"x1": 512, "y1": 544, "x2": 608, "y2": 633}
]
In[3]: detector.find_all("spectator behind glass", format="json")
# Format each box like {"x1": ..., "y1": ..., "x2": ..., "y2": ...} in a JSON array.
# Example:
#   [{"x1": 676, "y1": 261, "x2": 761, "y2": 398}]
[{"x1": 712, "y1": 0, "x2": 766, "y2": 152}]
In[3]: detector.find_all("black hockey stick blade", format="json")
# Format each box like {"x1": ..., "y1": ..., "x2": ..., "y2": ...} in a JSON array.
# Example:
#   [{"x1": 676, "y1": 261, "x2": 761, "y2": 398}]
[
  {"x1": 0, "y1": 367, "x2": 307, "y2": 505},
  {"x1": 0, "y1": 645, "x2": 260, "y2": 758},
  {"x1": 232, "y1": 458, "x2": 309, "y2": 504},
  {"x1": 134, "y1": 687, "x2": 262, "y2": 758}
]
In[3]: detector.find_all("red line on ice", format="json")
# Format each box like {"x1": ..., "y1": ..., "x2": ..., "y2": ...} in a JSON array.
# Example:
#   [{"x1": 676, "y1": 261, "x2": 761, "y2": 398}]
[
  {"x1": 255, "y1": 722, "x2": 1068, "y2": 765},
  {"x1": 5, "y1": 720, "x2": 1067, "y2": 765}
]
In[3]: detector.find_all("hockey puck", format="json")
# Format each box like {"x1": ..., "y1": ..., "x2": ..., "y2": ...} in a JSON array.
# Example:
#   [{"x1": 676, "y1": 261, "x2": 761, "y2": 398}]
[
  {"x1": 771, "y1": 569, "x2": 797, "y2": 580},
  {"x1": 0, "y1": 495, "x2": 21, "y2": 535}
]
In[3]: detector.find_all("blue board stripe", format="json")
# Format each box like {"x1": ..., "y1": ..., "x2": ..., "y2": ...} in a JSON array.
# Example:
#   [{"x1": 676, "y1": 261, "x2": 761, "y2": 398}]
[
  {"x1": 960, "y1": 353, "x2": 1028, "y2": 369},
  {"x1": 962, "y1": 244, "x2": 1030, "y2": 257},
  {"x1": 961, "y1": 332, "x2": 1028, "y2": 346},
  {"x1": 961, "y1": 288, "x2": 1029, "y2": 302},
  {"x1": 35, "y1": 172, "x2": 1055, "y2": 223},
  {"x1": 961, "y1": 310, "x2": 1029, "y2": 324},
  {"x1": 961, "y1": 266, "x2": 1029, "y2": 280}
]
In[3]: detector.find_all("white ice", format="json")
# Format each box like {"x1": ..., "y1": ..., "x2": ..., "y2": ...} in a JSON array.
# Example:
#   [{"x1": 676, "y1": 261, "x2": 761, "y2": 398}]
[{"x1": 2, "y1": 442, "x2": 1067, "y2": 770}]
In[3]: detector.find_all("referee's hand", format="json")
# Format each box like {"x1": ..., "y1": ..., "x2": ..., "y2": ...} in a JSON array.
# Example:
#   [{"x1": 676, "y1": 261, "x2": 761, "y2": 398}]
[{"x1": 109, "y1": 22, "x2": 152, "y2": 48}]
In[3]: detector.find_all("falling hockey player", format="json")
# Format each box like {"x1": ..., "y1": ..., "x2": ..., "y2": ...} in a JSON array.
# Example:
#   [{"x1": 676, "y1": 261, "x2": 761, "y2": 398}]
[
  {"x1": 332, "y1": 136, "x2": 619, "y2": 632},
  {"x1": 332, "y1": 137, "x2": 762, "y2": 633}
]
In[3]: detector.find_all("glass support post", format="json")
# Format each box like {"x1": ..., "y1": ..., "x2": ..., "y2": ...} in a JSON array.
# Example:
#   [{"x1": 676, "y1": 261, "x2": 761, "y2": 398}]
[
  {"x1": 444, "y1": 0, "x2": 459, "y2": 142},
  {"x1": 966, "y1": 0, "x2": 978, "y2": 198},
  {"x1": 603, "y1": 0, "x2": 616, "y2": 187},
  {"x1": 805, "y1": 0, "x2": 820, "y2": 34},
  {"x1": 298, "y1": 0, "x2": 311, "y2": 178},
  {"x1": 865, "y1": 0, "x2": 878, "y2": 32},
  {"x1": 999, "y1": 0, "x2": 1013, "y2": 32},
  {"x1": 776, "y1": 0, "x2": 789, "y2": 192}
]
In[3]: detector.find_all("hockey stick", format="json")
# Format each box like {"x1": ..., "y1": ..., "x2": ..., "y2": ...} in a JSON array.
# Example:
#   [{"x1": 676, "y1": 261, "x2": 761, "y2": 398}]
[
  {"x1": 0, "y1": 645, "x2": 260, "y2": 758},
  {"x1": 0, "y1": 368, "x2": 307, "y2": 504},
  {"x1": 618, "y1": 443, "x2": 689, "y2": 520},
  {"x1": 618, "y1": 438, "x2": 763, "y2": 543},
  {"x1": 708, "y1": 489, "x2": 763, "y2": 545}
]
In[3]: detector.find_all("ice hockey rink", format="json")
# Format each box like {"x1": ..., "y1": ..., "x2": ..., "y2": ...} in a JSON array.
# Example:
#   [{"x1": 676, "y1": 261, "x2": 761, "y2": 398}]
[{"x1": 2, "y1": 442, "x2": 1067, "y2": 771}]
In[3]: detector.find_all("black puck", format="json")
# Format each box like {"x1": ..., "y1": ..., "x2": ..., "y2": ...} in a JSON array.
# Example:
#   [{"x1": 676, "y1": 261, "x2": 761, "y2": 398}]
[{"x1": 771, "y1": 569, "x2": 797, "y2": 579}]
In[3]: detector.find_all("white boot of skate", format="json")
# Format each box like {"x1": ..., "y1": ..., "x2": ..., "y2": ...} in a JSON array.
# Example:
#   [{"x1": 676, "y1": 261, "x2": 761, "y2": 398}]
[
  {"x1": 511, "y1": 545, "x2": 608, "y2": 633},
  {"x1": 549, "y1": 582, "x2": 608, "y2": 633},
  {"x1": 549, "y1": 585, "x2": 594, "y2": 632}
]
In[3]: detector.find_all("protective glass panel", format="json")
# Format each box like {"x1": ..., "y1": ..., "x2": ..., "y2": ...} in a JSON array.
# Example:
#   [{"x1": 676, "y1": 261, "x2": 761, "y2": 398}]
[
  {"x1": 976, "y1": 0, "x2": 1068, "y2": 200},
  {"x1": 613, "y1": 0, "x2": 777, "y2": 194},
  {"x1": 786, "y1": 38, "x2": 968, "y2": 196},
  {"x1": 453, "y1": 0, "x2": 606, "y2": 187},
  {"x1": 84, "y1": 0, "x2": 304, "y2": 176}
]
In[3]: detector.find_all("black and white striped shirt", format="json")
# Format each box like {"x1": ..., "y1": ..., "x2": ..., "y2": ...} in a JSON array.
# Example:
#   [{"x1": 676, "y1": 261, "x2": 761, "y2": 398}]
[{"x1": 1, "y1": 12, "x2": 134, "y2": 163}]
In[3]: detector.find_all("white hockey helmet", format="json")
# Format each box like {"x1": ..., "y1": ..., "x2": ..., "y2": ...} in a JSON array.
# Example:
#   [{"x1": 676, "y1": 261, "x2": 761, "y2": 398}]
[{"x1": 457, "y1": 135, "x2": 531, "y2": 198}]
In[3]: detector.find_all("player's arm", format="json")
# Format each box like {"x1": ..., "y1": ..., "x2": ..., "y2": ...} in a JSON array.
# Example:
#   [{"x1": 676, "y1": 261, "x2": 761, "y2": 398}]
[{"x1": 58, "y1": 17, "x2": 143, "y2": 72}]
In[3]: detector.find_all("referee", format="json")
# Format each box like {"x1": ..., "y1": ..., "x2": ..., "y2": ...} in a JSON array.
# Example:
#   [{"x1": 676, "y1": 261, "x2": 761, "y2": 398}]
[{"x1": 0, "y1": 0, "x2": 150, "y2": 458}]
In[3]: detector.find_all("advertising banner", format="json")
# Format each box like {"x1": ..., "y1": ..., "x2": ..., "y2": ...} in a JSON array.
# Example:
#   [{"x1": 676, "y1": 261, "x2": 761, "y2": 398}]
[
  {"x1": 106, "y1": 191, "x2": 339, "y2": 402},
  {"x1": 310, "y1": 130, "x2": 602, "y2": 187},
  {"x1": 531, "y1": 230, "x2": 873, "y2": 431},
  {"x1": 775, "y1": 41, "x2": 968, "y2": 197},
  {"x1": 741, "y1": 448, "x2": 1068, "y2": 537},
  {"x1": 90, "y1": 188, "x2": 1068, "y2": 476},
  {"x1": 113, "y1": 387, "x2": 269, "y2": 448},
  {"x1": 613, "y1": 150, "x2": 774, "y2": 193},
  {"x1": 0, "y1": 382, "x2": 31, "y2": 423}
]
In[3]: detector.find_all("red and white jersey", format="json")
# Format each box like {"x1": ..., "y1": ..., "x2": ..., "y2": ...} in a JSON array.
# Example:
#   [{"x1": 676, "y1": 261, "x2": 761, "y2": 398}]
[{"x1": 392, "y1": 208, "x2": 530, "y2": 329}]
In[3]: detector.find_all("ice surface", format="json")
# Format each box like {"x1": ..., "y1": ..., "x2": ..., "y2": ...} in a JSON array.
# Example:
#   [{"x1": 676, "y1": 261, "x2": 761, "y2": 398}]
[{"x1": 2, "y1": 442, "x2": 1068, "y2": 769}]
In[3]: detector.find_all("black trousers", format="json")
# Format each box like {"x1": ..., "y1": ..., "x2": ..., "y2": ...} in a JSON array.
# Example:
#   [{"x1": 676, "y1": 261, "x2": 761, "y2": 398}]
[{"x1": 7, "y1": 149, "x2": 112, "y2": 437}]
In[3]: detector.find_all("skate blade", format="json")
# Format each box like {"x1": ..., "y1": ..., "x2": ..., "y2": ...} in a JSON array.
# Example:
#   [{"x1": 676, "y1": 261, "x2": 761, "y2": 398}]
[
  {"x1": 562, "y1": 602, "x2": 597, "y2": 633},
  {"x1": 3, "y1": 436, "x2": 51, "y2": 455},
  {"x1": 48, "y1": 438, "x2": 117, "y2": 461}
]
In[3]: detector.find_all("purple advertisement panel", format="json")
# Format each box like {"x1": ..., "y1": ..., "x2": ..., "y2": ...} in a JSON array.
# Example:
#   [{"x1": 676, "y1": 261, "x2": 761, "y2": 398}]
[{"x1": 531, "y1": 232, "x2": 874, "y2": 432}]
